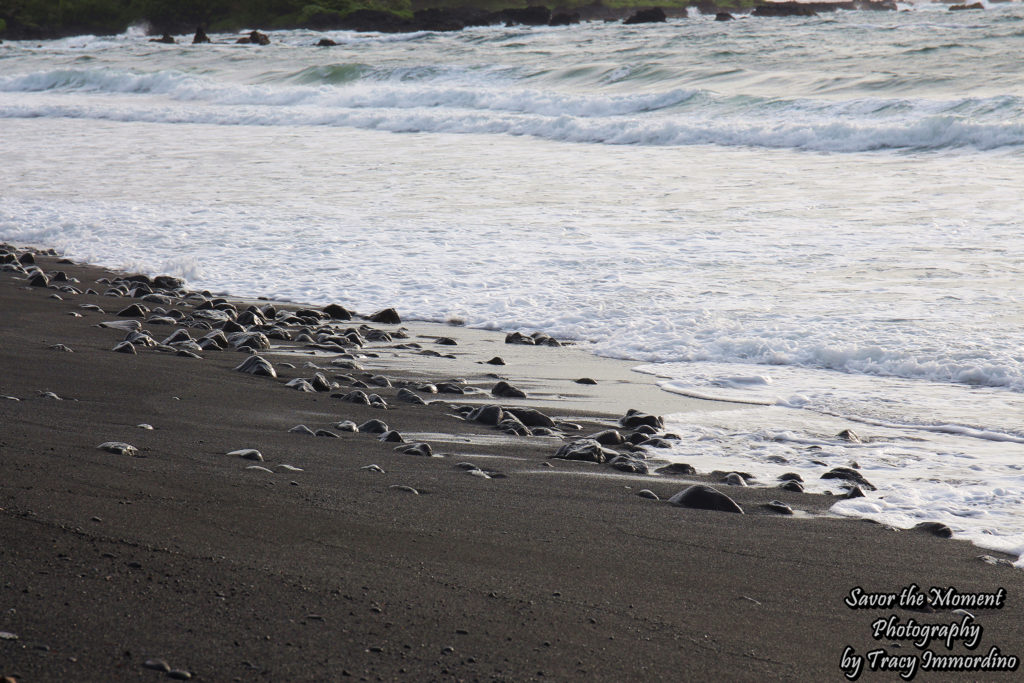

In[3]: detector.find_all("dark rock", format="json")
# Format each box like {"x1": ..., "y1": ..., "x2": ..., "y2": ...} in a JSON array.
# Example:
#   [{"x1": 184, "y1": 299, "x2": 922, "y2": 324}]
[
  {"x1": 836, "y1": 428, "x2": 861, "y2": 443},
  {"x1": 588, "y1": 429, "x2": 624, "y2": 446},
  {"x1": 637, "y1": 489, "x2": 660, "y2": 500},
  {"x1": 396, "y1": 388, "x2": 427, "y2": 405},
  {"x1": 18, "y1": 252, "x2": 36, "y2": 265},
  {"x1": 549, "y1": 12, "x2": 581, "y2": 26},
  {"x1": 530, "y1": 331, "x2": 561, "y2": 347},
  {"x1": 239, "y1": 30, "x2": 270, "y2": 45},
  {"x1": 112, "y1": 341, "x2": 137, "y2": 354},
  {"x1": 624, "y1": 8, "x2": 668, "y2": 24},
  {"x1": 322, "y1": 303, "x2": 351, "y2": 319},
  {"x1": 286, "y1": 378, "x2": 317, "y2": 392},
  {"x1": 467, "y1": 405, "x2": 504, "y2": 426},
  {"x1": 368, "y1": 375, "x2": 392, "y2": 387},
  {"x1": 150, "y1": 33, "x2": 175, "y2": 44},
  {"x1": 335, "y1": 389, "x2": 370, "y2": 404},
  {"x1": 143, "y1": 658, "x2": 171, "y2": 672},
  {"x1": 492, "y1": 380, "x2": 527, "y2": 398},
  {"x1": 821, "y1": 467, "x2": 876, "y2": 491},
  {"x1": 315, "y1": 429, "x2": 339, "y2": 438},
  {"x1": 949, "y1": 2, "x2": 984, "y2": 9},
  {"x1": 317, "y1": 38, "x2": 338, "y2": 46},
  {"x1": 668, "y1": 485, "x2": 744, "y2": 513},
  {"x1": 553, "y1": 439, "x2": 616, "y2": 464},
  {"x1": 152, "y1": 275, "x2": 184, "y2": 290},
  {"x1": 289, "y1": 424, "x2": 317, "y2": 435},
  {"x1": 722, "y1": 472, "x2": 748, "y2": 486},
  {"x1": 913, "y1": 521, "x2": 953, "y2": 538},
  {"x1": 633, "y1": 424, "x2": 659, "y2": 435},
  {"x1": 574, "y1": 377, "x2": 597, "y2": 385},
  {"x1": 358, "y1": 419, "x2": 389, "y2": 434},
  {"x1": 234, "y1": 355, "x2": 276, "y2": 378},
  {"x1": 435, "y1": 337, "x2": 458, "y2": 346},
  {"x1": 638, "y1": 437, "x2": 673, "y2": 449},
  {"x1": 435, "y1": 382, "x2": 465, "y2": 394},
  {"x1": 503, "y1": 407, "x2": 556, "y2": 428},
  {"x1": 28, "y1": 272, "x2": 50, "y2": 287},
  {"x1": 228, "y1": 331, "x2": 271, "y2": 351},
  {"x1": 498, "y1": 417, "x2": 531, "y2": 436},
  {"x1": 340, "y1": 9, "x2": 415, "y2": 33},
  {"x1": 334, "y1": 420, "x2": 359, "y2": 432},
  {"x1": 117, "y1": 303, "x2": 148, "y2": 317},
  {"x1": 369, "y1": 307, "x2": 401, "y2": 324},
  {"x1": 485, "y1": 356, "x2": 506, "y2": 365},
  {"x1": 753, "y1": 2, "x2": 818, "y2": 17},
  {"x1": 778, "y1": 472, "x2": 804, "y2": 482},
  {"x1": 619, "y1": 410, "x2": 664, "y2": 430},
  {"x1": 609, "y1": 456, "x2": 649, "y2": 474},
  {"x1": 716, "y1": 12, "x2": 735, "y2": 21},
  {"x1": 193, "y1": 27, "x2": 210, "y2": 44},
  {"x1": 779, "y1": 480, "x2": 805, "y2": 493},
  {"x1": 763, "y1": 500, "x2": 794, "y2": 515},
  {"x1": 500, "y1": 6, "x2": 552, "y2": 25},
  {"x1": 504, "y1": 331, "x2": 535, "y2": 345},
  {"x1": 395, "y1": 442, "x2": 433, "y2": 457},
  {"x1": 656, "y1": 463, "x2": 697, "y2": 476},
  {"x1": 379, "y1": 430, "x2": 404, "y2": 443},
  {"x1": 845, "y1": 485, "x2": 865, "y2": 499}
]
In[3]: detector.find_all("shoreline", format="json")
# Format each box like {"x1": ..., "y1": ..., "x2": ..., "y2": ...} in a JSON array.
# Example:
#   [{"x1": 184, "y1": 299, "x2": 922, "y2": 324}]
[{"x1": 2, "y1": 244, "x2": 1022, "y2": 680}]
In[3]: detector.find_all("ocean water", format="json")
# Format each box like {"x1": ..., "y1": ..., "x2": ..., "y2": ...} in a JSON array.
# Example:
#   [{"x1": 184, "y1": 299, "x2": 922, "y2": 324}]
[{"x1": 2, "y1": 5, "x2": 1023, "y2": 564}]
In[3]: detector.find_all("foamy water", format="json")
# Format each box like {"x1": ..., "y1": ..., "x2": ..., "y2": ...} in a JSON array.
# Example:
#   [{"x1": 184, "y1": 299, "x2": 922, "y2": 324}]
[{"x1": 1, "y1": 7, "x2": 1022, "y2": 564}]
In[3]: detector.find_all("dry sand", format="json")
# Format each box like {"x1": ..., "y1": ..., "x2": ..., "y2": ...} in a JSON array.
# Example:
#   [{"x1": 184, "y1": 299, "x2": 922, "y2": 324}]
[{"x1": 1, "y1": 248, "x2": 1022, "y2": 681}]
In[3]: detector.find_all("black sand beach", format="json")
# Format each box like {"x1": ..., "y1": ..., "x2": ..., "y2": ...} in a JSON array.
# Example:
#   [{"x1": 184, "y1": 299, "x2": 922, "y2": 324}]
[{"x1": 2, "y1": 247, "x2": 1022, "y2": 681}]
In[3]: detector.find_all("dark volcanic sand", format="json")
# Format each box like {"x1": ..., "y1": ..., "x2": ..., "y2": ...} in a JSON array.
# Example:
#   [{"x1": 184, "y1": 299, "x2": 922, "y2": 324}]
[{"x1": 1, "y1": 252, "x2": 1022, "y2": 681}]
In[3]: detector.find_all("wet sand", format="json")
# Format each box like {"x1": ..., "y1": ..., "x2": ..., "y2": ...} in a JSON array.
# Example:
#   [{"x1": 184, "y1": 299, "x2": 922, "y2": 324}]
[{"x1": 1, "y1": 249, "x2": 1022, "y2": 681}]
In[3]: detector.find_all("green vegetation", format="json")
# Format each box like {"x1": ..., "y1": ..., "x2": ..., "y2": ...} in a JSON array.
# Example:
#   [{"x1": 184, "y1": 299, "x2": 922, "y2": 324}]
[{"x1": 0, "y1": 0, "x2": 757, "y2": 39}]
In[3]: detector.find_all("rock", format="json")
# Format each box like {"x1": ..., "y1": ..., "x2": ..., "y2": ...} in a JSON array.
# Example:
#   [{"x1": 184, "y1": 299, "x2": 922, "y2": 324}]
[
  {"x1": 845, "y1": 485, "x2": 865, "y2": 499},
  {"x1": 503, "y1": 407, "x2": 556, "y2": 428},
  {"x1": 167, "y1": 670, "x2": 192, "y2": 680},
  {"x1": 193, "y1": 27, "x2": 210, "y2": 44},
  {"x1": 836, "y1": 429, "x2": 861, "y2": 443},
  {"x1": 722, "y1": 472, "x2": 748, "y2": 486},
  {"x1": 656, "y1": 463, "x2": 697, "y2": 476},
  {"x1": 336, "y1": 390, "x2": 370, "y2": 404},
  {"x1": 435, "y1": 337, "x2": 458, "y2": 346},
  {"x1": 500, "y1": 6, "x2": 552, "y2": 25},
  {"x1": 553, "y1": 439, "x2": 616, "y2": 464},
  {"x1": 150, "y1": 33, "x2": 175, "y2": 44},
  {"x1": 636, "y1": 489, "x2": 659, "y2": 500},
  {"x1": 389, "y1": 484, "x2": 420, "y2": 495},
  {"x1": 491, "y1": 380, "x2": 527, "y2": 398},
  {"x1": 588, "y1": 429, "x2": 624, "y2": 446},
  {"x1": 624, "y1": 8, "x2": 667, "y2": 24},
  {"x1": 619, "y1": 410, "x2": 664, "y2": 430},
  {"x1": 289, "y1": 424, "x2": 316, "y2": 436},
  {"x1": 228, "y1": 448, "x2": 264, "y2": 461},
  {"x1": 275, "y1": 464, "x2": 303, "y2": 472},
  {"x1": 763, "y1": 500, "x2": 794, "y2": 515},
  {"x1": 112, "y1": 341, "x2": 137, "y2": 354},
  {"x1": 234, "y1": 355, "x2": 277, "y2": 378},
  {"x1": 369, "y1": 307, "x2": 401, "y2": 324},
  {"x1": 286, "y1": 378, "x2": 316, "y2": 393},
  {"x1": 97, "y1": 442, "x2": 139, "y2": 456},
  {"x1": 395, "y1": 443, "x2": 433, "y2": 457},
  {"x1": 396, "y1": 388, "x2": 426, "y2": 405},
  {"x1": 530, "y1": 331, "x2": 561, "y2": 347},
  {"x1": 435, "y1": 382, "x2": 465, "y2": 394},
  {"x1": 143, "y1": 658, "x2": 171, "y2": 672},
  {"x1": 467, "y1": 405, "x2": 504, "y2": 425},
  {"x1": 949, "y1": 2, "x2": 984, "y2": 10},
  {"x1": 574, "y1": 377, "x2": 597, "y2": 385},
  {"x1": 361, "y1": 464, "x2": 385, "y2": 473},
  {"x1": 28, "y1": 272, "x2": 49, "y2": 287},
  {"x1": 778, "y1": 472, "x2": 803, "y2": 482},
  {"x1": 638, "y1": 437, "x2": 673, "y2": 449},
  {"x1": 821, "y1": 467, "x2": 876, "y2": 491},
  {"x1": 379, "y1": 430, "x2": 404, "y2": 443},
  {"x1": 716, "y1": 12, "x2": 735, "y2": 21},
  {"x1": 322, "y1": 303, "x2": 352, "y2": 319},
  {"x1": 779, "y1": 480, "x2": 805, "y2": 493},
  {"x1": 368, "y1": 375, "x2": 392, "y2": 387},
  {"x1": 117, "y1": 303, "x2": 148, "y2": 317},
  {"x1": 913, "y1": 521, "x2": 953, "y2": 538},
  {"x1": 753, "y1": 3, "x2": 818, "y2": 17},
  {"x1": 498, "y1": 416, "x2": 531, "y2": 436},
  {"x1": 228, "y1": 331, "x2": 271, "y2": 351},
  {"x1": 549, "y1": 12, "x2": 581, "y2": 26},
  {"x1": 239, "y1": 30, "x2": 270, "y2": 45},
  {"x1": 317, "y1": 38, "x2": 338, "y2": 46},
  {"x1": 668, "y1": 485, "x2": 744, "y2": 513},
  {"x1": 358, "y1": 419, "x2": 389, "y2": 434},
  {"x1": 485, "y1": 356, "x2": 506, "y2": 365},
  {"x1": 310, "y1": 372, "x2": 332, "y2": 392},
  {"x1": 609, "y1": 456, "x2": 649, "y2": 474},
  {"x1": 334, "y1": 420, "x2": 359, "y2": 432},
  {"x1": 504, "y1": 331, "x2": 535, "y2": 345}
]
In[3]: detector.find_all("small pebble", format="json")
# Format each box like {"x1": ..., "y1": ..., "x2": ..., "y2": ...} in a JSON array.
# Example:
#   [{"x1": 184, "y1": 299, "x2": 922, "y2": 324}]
[
  {"x1": 143, "y1": 658, "x2": 171, "y2": 672},
  {"x1": 97, "y1": 442, "x2": 139, "y2": 457},
  {"x1": 389, "y1": 485, "x2": 419, "y2": 495},
  {"x1": 137, "y1": 423, "x2": 154, "y2": 430},
  {"x1": 361, "y1": 464, "x2": 385, "y2": 473},
  {"x1": 228, "y1": 448, "x2": 264, "y2": 462}
]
